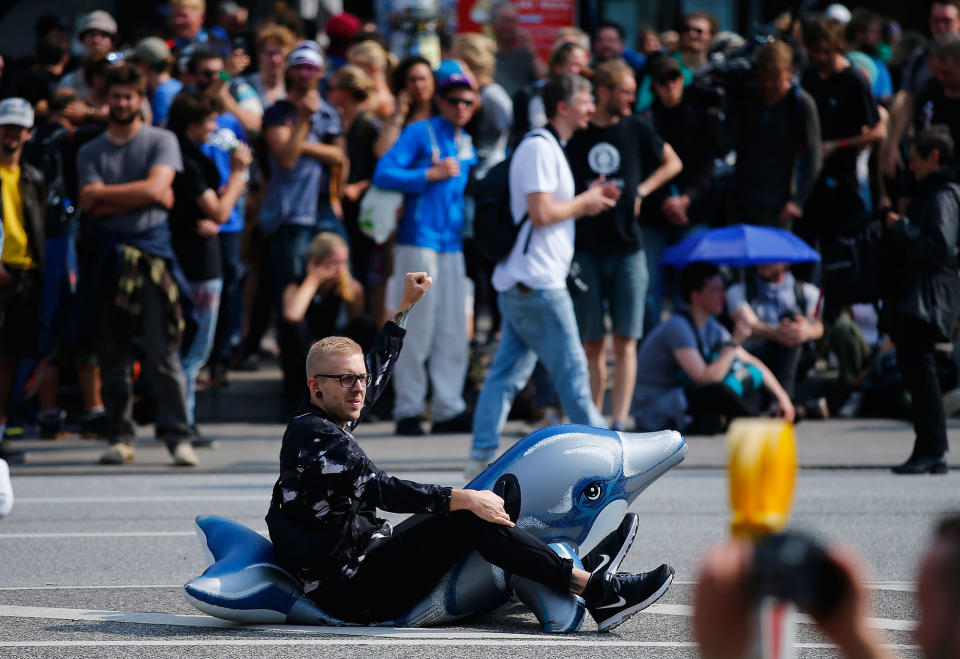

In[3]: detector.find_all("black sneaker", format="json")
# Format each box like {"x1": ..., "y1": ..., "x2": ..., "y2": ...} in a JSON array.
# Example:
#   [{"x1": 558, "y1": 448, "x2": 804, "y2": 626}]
[
  {"x1": 581, "y1": 513, "x2": 639, "y2": 579},
  {"x1": 587, "y1": 564, "x2": 675, "y2": 632},
  {"x1": 38, "y1": 409, "x2": 69, "y2": 439},
  {"x1": 431, "y1": 411, "x2": 473, "y2": 434},
  {"x1": 395, "y1": 417, "x2": 425, "y2": 436},
  {"x1": 79, "y1": 410, "x2": 110, "y2": 439},
  {"x1": 190, "y1": 425, "x2": 219, "y2": 449}
]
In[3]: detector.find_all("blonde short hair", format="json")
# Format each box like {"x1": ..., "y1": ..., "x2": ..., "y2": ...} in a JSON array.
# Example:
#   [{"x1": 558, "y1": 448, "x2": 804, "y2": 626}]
[
  {"x1": 170, "y1": 0, "x2": 205, "y2": 11},
  {"x1": 306, "y1": 336, "x2": 362, "y2": 380},
  {"x1": 347, "y1": 40, "x2": 389, "y2": 73},
  {"x1": 593, "y1": 58, "x2": 634, "y2": 89},
  {"x1": 257, "y1": 24, "x2": 296, "y2": 52},
  {"x1": 331, "y1": 64, "x2": 376, "y2": 102},
  {"x1": 452, "y1": 33, "x2": 497, "y2": 78}
]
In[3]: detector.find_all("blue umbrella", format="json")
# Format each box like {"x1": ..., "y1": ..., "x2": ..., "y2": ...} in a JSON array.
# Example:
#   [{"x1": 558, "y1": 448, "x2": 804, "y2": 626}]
[{"x1": 661, "y1": 224, "x2": 821, "y2": 268}]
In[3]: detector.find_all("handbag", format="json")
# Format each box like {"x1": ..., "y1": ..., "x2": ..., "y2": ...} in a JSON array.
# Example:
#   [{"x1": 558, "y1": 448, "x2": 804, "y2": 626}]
[{"x1": 357, "y1": 185, "x2": 403, "y2": 244}]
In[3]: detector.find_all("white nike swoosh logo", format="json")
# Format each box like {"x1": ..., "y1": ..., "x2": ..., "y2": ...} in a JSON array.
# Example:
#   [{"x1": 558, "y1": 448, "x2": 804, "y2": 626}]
[
  {"x1": 595, "y1": 595, "x2": 627, "y2": 609},
  {"x1": 590, "y1": 554, "x2": 610, "y2": 574}
]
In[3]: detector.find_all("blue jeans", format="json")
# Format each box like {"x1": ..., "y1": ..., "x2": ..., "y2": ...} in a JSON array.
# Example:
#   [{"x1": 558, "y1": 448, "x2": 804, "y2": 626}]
[
  {"x1": 470, "y1": 287, "x2": 605, "y2": 460},
  {"x1": 180, "y1": 278, "x2": 223, "y2": 425},
  {"x1": 640, "y1": 222, "x2": 708, "y2": 334}
]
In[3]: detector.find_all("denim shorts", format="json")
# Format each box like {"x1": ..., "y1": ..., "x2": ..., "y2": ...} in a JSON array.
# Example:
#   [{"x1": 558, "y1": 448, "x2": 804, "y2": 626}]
[{"x1": 572, "y1": 249, "x2": 648, "y2": 342}]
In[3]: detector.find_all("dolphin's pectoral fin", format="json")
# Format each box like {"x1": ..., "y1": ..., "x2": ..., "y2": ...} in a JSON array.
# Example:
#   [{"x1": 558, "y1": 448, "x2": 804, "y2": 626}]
[
  {"x1": 493, "y1": 473, "x2": 521, "y2": 523},
  {"x1": 509, "y1": 542, "x2": 585, "y2": 633}
]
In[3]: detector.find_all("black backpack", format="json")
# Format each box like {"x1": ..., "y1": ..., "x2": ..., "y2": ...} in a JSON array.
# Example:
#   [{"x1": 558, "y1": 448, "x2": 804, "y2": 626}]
[
  {"x1": 472, "y1": 132, "x2": 546, "y2": 263},
  {"x1": 821, "y1": 219, "x2": 894, "y2": 305}
]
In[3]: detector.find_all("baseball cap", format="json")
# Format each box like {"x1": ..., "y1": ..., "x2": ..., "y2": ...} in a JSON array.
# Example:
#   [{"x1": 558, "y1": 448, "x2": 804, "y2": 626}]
[
  {"x1": 0, "y1": 98, "x2": 35, "y2": 128},
  {"x1": 288, "y1": 40, "x2": 324, "y2": 69},
  {"x1": 78, "y1": 10, "x2": 118, "y2": 37},
  {"x1": 437, "y1": 72, "x2": 473, "y2": 95},
  {"x1": 326, "y1": 12, "x2": 361, "y2": 39},
  {"x1": 649, "y1": 56, "x2": 682, "y2": 82},
  {"x1": 129, "y1": 37, "x2": 172, "y2": 65}
]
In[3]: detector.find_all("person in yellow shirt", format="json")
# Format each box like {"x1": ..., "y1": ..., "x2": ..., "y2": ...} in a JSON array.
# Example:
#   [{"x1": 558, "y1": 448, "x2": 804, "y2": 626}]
[{"x1": 0, "y1": 97, "x2": 46, "y2": 465}]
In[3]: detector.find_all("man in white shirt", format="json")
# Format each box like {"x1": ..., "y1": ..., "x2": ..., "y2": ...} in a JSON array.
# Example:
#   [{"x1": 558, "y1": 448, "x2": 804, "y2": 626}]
[{"x1": 466, "y1": 73, "x2": 617, "y2": 480}]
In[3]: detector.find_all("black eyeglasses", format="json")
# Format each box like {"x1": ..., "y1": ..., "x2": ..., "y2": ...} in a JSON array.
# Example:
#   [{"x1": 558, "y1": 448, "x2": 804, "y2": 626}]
[
  {"x1": 199, "y1": 69, "x2": 220, "y2": 78},
  {"x1": 444, "y1": 96, "x2": 475, "y2": 107},
  {"x1": 683, "y1": 25, "x2": 705, "y2": 35},
  {"x1": 314, "y1": 373, "x2": 374, "y2": 389}
]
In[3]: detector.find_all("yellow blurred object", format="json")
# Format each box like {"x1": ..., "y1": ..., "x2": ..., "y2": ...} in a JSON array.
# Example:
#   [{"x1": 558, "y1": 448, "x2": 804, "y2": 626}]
[{"x1": 727, "y1": 419, "x2": 796, "y2": 538}]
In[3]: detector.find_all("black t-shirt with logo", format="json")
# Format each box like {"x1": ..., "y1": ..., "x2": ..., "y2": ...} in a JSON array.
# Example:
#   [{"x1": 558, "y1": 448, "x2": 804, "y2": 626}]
[
  {"x1": 801, "y1": 65, "x2": 878, "y2": 192},
  {"x1": 914, "y1": 79, "x2": 960, "y2": 165},
  {"x1": 566, "y1": 115, "x2": 664, "y2": 253}
]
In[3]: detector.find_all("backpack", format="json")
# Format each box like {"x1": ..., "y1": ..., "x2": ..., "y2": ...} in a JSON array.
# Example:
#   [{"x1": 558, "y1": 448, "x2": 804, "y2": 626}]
[
  {"x1": 821, "y1": 219, "x2": 893, "y2": 305},
  {"x1": 472, "y1": 132, "x2": 546, "y2": 263}
]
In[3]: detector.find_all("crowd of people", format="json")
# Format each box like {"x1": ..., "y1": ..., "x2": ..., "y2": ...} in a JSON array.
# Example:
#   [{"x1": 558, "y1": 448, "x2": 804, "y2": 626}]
[{"x1": 0, "y1": 0, "x2": 955, "y2": 480}]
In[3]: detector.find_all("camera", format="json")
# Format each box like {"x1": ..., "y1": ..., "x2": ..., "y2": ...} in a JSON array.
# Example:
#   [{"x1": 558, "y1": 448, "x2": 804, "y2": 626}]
[
  {"x1": 566, "y1": 260, "x2": 590, "y2": 298},
  {"x1": 750, "y1": 531, "x2": 846, "y2": 614}
]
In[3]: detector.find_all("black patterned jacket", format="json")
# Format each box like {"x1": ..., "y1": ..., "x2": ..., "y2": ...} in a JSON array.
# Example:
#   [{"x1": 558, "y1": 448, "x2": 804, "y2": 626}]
[{"x1": 265, "y1": 321, "x2": 452, "y2": 592}]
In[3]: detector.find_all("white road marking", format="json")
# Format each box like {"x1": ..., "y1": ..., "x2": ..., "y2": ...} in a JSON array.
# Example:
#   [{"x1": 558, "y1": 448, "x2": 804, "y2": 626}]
[
  {"x1": 0, "y1": 640, "x2": 922, "y2": 650},
  {"x1": 0, "y1": 603, "x2": 918, "y2": 634},
  {"x1": 0, "y1": 584, "x2": 183, "y2": 591},
  {"x1": 15, "y1": 496, "x2": 268, "y2": 504},
  {"x1": 0, "y1": 530, "x2": 268, "y2": 539}
]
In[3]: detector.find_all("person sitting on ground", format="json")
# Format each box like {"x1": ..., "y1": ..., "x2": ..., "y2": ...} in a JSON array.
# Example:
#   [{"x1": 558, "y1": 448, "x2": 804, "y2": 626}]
[
  {"x1": 632, "y1": 262, "x2": 796, "y2": 434},
  {"x1": 726, "y1": 262, "x2": 828, "y2": 419},
  {"x1": 279, "y1": 232, "x2": 373, "y2": 408},
  {"x1": 265, "y1": 271, "x2": 675, "y2": 632}
]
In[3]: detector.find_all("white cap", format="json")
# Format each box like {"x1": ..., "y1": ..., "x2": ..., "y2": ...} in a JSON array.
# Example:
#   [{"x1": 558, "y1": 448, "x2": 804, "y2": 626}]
[
  {"x1": 288, "y1": 40, "x2": 324, "y2": 69},
  {"x1": 825, "y1": 4, "x2": 852, "y2": 24},
  {"x1": 0, "y1": 98, "x2": 34, "y2": 128}
]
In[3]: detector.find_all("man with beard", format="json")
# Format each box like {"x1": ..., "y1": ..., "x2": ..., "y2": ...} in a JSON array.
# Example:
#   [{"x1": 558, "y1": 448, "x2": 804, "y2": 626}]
[
  {"x1": 0, "y1": 98, "x2": 46, "y2": 465},
  {"x1": 566, "y1": 59, "x2": 682, "y2": 432},
  {"x1": 77, "y1": 65, "x2": 195, "y2": 466}
]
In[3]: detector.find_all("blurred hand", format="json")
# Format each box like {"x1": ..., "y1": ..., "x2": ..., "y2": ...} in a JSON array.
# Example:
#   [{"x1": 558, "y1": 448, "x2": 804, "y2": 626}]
[
  {"x1": 230, "y1": 143, "x2": 253, "y2": 171},
  {"x1": 306, "y1": 257, "x2": 341, "y2": 285},
  {"x1": 400, "y1": 271, "x2": 432, "y2": 310},
  {"x1": 693, "y1": 539, "x2": 753, "y2": 659},
  {"x1": 342, "y1": 182, "x2": 364, "y2": 203},
  {"x1": 78, "y1": 182, "x2": 103, "y2": 210},
  {"x1": 732, "y1": 318, "x2": 752, "y2": 346},
  {"x1": 330, "y1": 198, "x2": 343, "y2": 220},
  {"x1": 299, "y1": 89, "x2": 320, "y2": 117},
  {"x1": 196, "y1": 219, "x2": 220, "y2": 237},
  {"x1": 661, "y1": 195, "x2": 691, "y2": 227},
  {"x1": 885, "y1": 211, "x2": 901, "y2": 230},
  {"x1": 62, "y1": 100, "x2": 90, "y2": 125},
  {"x1": 582, "y1": 177, "x2": 617, "y2": 216},
  {"x1": 778, "y1": 201, "x2": 802, "y2": 225},
  {"x1": 775, "y1": 392, "x2": 796, "y2": 422},
  {"x1": 775, "y1": 318, "x2": 805, "y2": 347},
  {"x1": 158, "y1": 186, "x2": 175, "y2": 210},
  {"x1": 880, "y1": 143, "x2": 903, "y2": 179},
  {"x1": 395, "y1": 90, "x2": 411, "y2": 121},
  {"x1": 427, "y1": 156, "x2": 459, "y2": 181},
  {"x1": 822, "y1": 140, "x2": 839, "y2": 160},
  {"x1": 225, "y1": 48, "x2": 250, "y2": 77}
]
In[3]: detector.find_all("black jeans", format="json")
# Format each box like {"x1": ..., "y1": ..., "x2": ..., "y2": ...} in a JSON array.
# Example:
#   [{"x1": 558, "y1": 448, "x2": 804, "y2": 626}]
[
  {"x1": 310, "y1": 511, "x2": 573, "y2": 623},
  {"x1": 748, "y1": 340, "x2": 802, "y2": 398},
  {"x1": 894, "y1": 316, "x2": 949, "y2": 459},
  {"x1": 685, "y1": 382, "x2": 761, "y2": 432}
]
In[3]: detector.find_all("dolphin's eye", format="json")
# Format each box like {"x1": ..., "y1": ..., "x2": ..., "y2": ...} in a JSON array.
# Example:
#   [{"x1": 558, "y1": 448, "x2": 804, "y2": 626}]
[{"x1": 582, "y1": 482, "x2": 603, "y2": 502}]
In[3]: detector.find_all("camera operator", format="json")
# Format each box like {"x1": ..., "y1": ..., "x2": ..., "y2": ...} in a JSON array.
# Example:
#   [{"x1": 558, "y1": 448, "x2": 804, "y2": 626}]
[
  {"x1": 725, "y1": 41, "x2": 823, "y2": 229},
  {"x1": 693, "y1": 534, "x2": 891, "y2": 659}
]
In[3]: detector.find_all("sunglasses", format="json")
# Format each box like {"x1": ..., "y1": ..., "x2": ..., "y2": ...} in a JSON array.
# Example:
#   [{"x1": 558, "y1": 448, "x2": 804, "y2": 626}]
[{"x1": 444, "y1": 96, "x2": 475, "y2": 108}]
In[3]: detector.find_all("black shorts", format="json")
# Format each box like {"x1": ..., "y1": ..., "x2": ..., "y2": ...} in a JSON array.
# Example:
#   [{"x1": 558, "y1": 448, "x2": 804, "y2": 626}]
[{"x1": 0, "y1": 268, "x2": 42, "y2": 357}]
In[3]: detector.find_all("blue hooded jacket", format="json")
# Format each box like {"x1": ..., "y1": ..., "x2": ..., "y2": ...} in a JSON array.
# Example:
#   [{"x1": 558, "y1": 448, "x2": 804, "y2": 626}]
[{"x1": 373, "y1": 116, "x2": 476, "y2": 252}]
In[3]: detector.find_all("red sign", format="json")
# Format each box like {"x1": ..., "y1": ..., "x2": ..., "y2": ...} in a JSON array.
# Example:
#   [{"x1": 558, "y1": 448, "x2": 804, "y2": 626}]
[{"x1": 457, "y1": 0, "x2": 577, "y2": 64}]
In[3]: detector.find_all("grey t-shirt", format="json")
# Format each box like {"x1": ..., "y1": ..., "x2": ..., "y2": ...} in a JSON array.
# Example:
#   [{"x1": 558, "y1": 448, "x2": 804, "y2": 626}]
[
  {"x1": 77, "y1": 125, "x2": 183, "y2": 235},
  {"x1": 495, "y1": 47, "x2": 537, "y2": 98},
  {"x1": 472, "y1": 81, "x2": 513, "y2": 180},
  {"x1": 632, "y1": 313, "x2": 731, "y2": 431},
  {"x1": 635, "y1": 314, "x2": 731, "y2": 389}
]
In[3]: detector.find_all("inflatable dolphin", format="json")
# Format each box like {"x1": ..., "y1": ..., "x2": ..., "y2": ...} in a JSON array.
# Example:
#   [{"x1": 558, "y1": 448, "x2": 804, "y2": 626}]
[{"x1": 184, "y1": 424, "x2": 687, "y2": 632}]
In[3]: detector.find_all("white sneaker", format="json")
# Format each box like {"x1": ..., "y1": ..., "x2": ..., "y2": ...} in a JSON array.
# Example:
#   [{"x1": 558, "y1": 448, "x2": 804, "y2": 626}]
[
  {"x1": 172, "y1": 442, "x2": 199, "y2": 467},
  {"x1": 462, "y1": 458, "x2": 491, "y2": 484},
  {"x1": 0, "y1": 458, "x2": 13, "y2": 518},
  {"x1": 100, "y1": 443, "x2": 135, "y2": 464}
]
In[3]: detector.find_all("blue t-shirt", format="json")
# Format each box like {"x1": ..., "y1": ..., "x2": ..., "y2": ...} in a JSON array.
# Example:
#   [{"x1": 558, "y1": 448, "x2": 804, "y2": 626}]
[
  {"x1": 151, "y1": 78, "x2": 183, "y2": 127},
  {"x1": 201, "y1": 113, "x2": 248, "y2": 233}
]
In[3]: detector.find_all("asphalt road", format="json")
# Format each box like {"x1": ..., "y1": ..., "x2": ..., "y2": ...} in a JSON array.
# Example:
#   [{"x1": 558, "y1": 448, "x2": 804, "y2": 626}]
[{"x1": 1, "y1": 464, "x2": 949, "y2": 658}]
